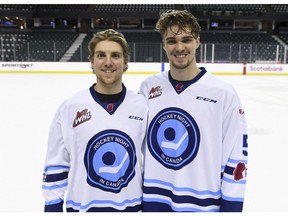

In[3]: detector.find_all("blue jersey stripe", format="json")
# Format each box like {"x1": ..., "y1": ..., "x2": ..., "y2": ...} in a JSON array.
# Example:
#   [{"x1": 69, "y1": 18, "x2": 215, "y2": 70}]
[
  {"x1": 144, "y1": 178, "x2": 221, "y2": 196},
  {"x1": 45, "y1": 198, "x2": 63, "y2": 205},
  {"x1": 228, "y1": 158, "x2": 247, "y2": 164},
  {"x1": 44, "y1": 165, "x2": 70, "y2": 172},
  {"x1": 44, "y1": 171, "x2": 68, "y2": 182},
  {"x1": 143, "y1": 198, "x2": 219, "y2": 212},
  {"x1": 144, "y1": 186, "x2": 220, "y2": 207},
  {"x1": 42, "y1": 182, "x2": 68, "y2": 190},
  {"x1": 66, "y1": 196, "x2": 142, "y2": 211},
  {"x1": 222, "y1": 176, "x2": 246, "y2": 184},
  {"x1": 67, "y1": 204, "x2": 142, "y2": 212}
]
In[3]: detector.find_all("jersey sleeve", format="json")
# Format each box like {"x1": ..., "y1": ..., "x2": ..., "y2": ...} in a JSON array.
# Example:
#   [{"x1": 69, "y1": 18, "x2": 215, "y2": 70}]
[
  {"x1": 220, "y1": 90, "x2": 248, "y2": 212},
  {"x1": 138, "y1": 80, "x2": 147, "y2": 97},
  {"x1": 42, "y1": 107, "x2": 70, "y2": 212}
]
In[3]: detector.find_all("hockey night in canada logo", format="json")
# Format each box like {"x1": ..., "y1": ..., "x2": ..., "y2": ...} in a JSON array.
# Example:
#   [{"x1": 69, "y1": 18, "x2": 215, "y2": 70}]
[
  {"x1": 148, "y1": 107, "x2": 200, "y2": 170},
  {"x1": 84, "y1": 129, "x2": 136, "y2": 193}
]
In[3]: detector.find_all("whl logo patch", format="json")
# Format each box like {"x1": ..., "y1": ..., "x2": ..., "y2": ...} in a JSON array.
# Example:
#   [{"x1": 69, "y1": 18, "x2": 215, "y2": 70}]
[
  {"x1": 73, "y1": 109, "x2": 92, "y2": 127},
  {"x1": 148, "y1": 86, "x2": 162, "y2": 99}
]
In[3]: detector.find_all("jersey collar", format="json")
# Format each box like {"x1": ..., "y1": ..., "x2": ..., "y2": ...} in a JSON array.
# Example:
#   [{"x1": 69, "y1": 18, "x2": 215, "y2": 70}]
[
  {"x1": 89, "y1": 83, "x2": 126, "y2": 115},
  {"x1": 168, "y1": 67, "x2": 206, "y2": 94}
]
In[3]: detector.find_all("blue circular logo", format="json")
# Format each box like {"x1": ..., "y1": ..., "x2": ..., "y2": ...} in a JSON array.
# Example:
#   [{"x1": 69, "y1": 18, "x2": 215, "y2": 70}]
[
  {"x1": 84, "y1": 130, "x2": 136, "y2": 193},
  {"x1": 148, "y1": 107, "x2": 200, "y2": 170}
]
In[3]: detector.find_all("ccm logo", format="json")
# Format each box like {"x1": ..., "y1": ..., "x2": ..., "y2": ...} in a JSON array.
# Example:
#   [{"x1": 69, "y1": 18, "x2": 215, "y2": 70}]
[
  {"x1": 196, "y1": 96, "x2": 218, "y2": 103},
  {"x1": 129, "y1": 115, "x2": 143, "y2": 121}
]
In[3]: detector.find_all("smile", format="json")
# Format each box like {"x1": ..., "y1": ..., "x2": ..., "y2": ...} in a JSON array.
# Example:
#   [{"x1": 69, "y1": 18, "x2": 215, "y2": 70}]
[
  {"x1": 102, "y1": 69, "x2": 116, "y2": 73},
  {"x1": 174, "y1": 54, "x2": 188, "y2": 58}
]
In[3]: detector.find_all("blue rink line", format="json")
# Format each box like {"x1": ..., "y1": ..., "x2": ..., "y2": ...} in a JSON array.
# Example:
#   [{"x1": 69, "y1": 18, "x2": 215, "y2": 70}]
[{"x1": 161, "y1": 62, "x2": 165, "y2": 72}]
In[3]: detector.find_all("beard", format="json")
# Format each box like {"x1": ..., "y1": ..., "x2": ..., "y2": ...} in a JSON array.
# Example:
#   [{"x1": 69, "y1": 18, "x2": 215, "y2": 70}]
[{"x1": 172, "y1": 61, "x2": 190, "y2": 70}]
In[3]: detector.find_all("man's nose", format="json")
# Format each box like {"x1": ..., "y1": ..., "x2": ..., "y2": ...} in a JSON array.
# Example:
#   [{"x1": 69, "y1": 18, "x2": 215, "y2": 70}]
[
  {"x1": 104, "y1": 56, "x2": 112, "y2": 66},
  {"x1": 175, "y1": 42, "x2": 185, "y2": 51}
]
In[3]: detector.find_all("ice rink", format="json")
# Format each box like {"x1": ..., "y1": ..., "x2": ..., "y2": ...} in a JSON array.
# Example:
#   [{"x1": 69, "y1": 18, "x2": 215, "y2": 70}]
[{"x1": 0, "y1": 71, "x2": 288, "y2": 213}]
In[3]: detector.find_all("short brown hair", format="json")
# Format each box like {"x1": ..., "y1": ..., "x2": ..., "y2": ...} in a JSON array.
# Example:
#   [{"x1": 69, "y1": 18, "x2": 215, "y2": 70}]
[
  {"x1": 155, "y1": 10, "x2": 201, "y2": 39},
  {"x1": 88, "y1": 29, "x2": 130, "y2": 64}
]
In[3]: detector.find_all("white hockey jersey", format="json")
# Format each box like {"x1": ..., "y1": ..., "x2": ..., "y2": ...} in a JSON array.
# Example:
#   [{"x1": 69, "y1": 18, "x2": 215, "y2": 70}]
[
  {"x1": 139, "y1": 68, "x2": 248, "y2": 212},
  {"x1": 42, "y1": 84, "x2": 148, "y2": 212}
]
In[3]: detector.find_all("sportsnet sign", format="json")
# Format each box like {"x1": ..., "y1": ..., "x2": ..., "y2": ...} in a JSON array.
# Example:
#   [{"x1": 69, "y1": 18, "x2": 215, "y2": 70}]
[
  {"x1": 1, "y1": 63, "x2": 33, "y2": 69},
  {"x1": 0, "y1": 62, "x2": 90, "y2": 74}
]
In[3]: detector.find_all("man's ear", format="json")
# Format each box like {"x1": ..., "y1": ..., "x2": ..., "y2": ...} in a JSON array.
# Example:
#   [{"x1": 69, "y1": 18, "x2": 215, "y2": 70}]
[
  {"x1": 196, "y1": 36, "x2": 200, "y2": 49},
  {"x1": 91, "y1": 62, "x2": 95, "y2": 74},
  {"x1": 162, "y1": 40, "x2": 167, "y2": 52},
  {"x1": 123, "y1": 63, "x2": 128, "y2": 72}
]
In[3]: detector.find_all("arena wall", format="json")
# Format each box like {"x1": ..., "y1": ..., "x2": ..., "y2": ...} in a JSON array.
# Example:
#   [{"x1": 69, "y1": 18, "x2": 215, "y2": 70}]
[{"x1": 1, "y1": 62, "x2": 288, "y2": 75}]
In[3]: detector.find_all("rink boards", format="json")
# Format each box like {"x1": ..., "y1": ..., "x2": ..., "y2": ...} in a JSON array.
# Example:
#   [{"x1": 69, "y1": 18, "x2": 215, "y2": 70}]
[{"x1": 1, "y1": 62, "x2": 288, "y2": 75}]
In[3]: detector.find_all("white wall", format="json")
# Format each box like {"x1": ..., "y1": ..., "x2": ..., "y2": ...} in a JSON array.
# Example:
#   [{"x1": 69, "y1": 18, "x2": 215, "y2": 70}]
[{"x1": 2, "y1": 62, "x2": 288, "y2": 75}]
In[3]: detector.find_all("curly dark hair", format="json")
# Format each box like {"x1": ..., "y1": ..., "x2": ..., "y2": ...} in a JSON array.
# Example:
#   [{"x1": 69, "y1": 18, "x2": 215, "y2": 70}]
[{"x1": 155, "y1": 10, "x2": 201, "y2": 39}]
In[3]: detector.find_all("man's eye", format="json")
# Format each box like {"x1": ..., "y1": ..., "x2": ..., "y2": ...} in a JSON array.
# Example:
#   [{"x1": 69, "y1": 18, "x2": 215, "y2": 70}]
[
  {"x1": 112, "y1": 53, "x2": 122, "y2": 59},
  {"x1": 97, "y1": 53, "x2": 105, "y2": 58},
  {"x1": 166, "y1": 40, "x2": 176, "y2": 44},
  {"x1": 183, "y1": 38, "x2": 193, "y2": 43}
]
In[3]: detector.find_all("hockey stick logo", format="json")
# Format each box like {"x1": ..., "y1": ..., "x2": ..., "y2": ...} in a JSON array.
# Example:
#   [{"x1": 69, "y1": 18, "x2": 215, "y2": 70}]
[
  {"x1": 99, "y1": 152, "x2": 128, "y2": 174},
  {"x1": 161, "y1": 131, "x2": 188, "y2": 150},
  {"x1": 148, "y1": 107, "x2": 200, "y2": 170},
  {"x1": 84, "y1": 130, "x2": 136, "y2": 193}
]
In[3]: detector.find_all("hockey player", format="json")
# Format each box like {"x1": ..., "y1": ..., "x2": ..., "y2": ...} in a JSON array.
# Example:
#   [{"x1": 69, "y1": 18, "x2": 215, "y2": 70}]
[
  {"x1": 139, "y1": 10, "x2": 248, "y2": 212},
  {"x1": 42, "y1": 29, "x2": 148, "y2": 212}
]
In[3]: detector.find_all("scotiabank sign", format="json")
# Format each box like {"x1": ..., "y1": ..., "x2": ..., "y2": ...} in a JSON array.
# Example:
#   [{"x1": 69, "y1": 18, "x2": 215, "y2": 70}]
[{"x1": 246, "y1": 64, "x2": 288, "y2": 75}]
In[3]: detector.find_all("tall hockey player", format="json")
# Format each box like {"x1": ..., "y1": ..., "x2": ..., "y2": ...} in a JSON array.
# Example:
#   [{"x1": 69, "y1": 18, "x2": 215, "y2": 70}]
[
  {"x1": 42, "y1": 29, "x2": 148, "y2": 212},
  {"x1": 139, "y1": 10, "x2": 248, "y2": 212}
]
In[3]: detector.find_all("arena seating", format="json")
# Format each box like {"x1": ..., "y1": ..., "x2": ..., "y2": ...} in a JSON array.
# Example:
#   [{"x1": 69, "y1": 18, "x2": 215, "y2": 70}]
[
  {"x1": 279, "y1": 32, "x2": 288, "y2": 44},
  {"x1": 270, "y1": 5, "x2": 288, "y2": 13},
  {"x1": 0, "y1": 4, "x2": 33, "y2": 11},
  {"x1": 34, "y1": 4, "x2": 88, "y2": 11},
  {"x1": 0, "y1": 32, "x2": 30, "y2": 61},
  {"x1": 25, "y1": 31, "x2": 78, "y2": 61},
  {"x1": 199, "y1": 31, "x2": 285, "y2": 63},
  {"x1": 69, "y1": 31, "x2": 163, "y2": 62},
  {"x1": 1, "y1": 4, "x2": 288, "y2": 63},
  {"x1": 68, "y1": 32, "x2": 92, "y2": 62},
  {"x1": 1, "y1": 30, "x2": 286, "y2": 63},
  {"x1": 93, "y1": 4, "x2": 175, "y2": 12},
  {"x1": 184, "y1": 4, "x2": 267, "y2": 16},
  {"x1": 0, "y1": 31, "x2": 79, "y2": 61},
  {"x1": 67, "y1": 30, "x2": 285, "y2": 63},
  {"x1": 0, "y1": 4, "x2": 88, "y2": 11}
]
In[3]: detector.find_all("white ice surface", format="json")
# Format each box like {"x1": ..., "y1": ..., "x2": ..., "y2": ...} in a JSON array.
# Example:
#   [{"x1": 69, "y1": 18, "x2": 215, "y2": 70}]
[{"x1": 0, "y1": 73, "x2": 287, "y2": 212}]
